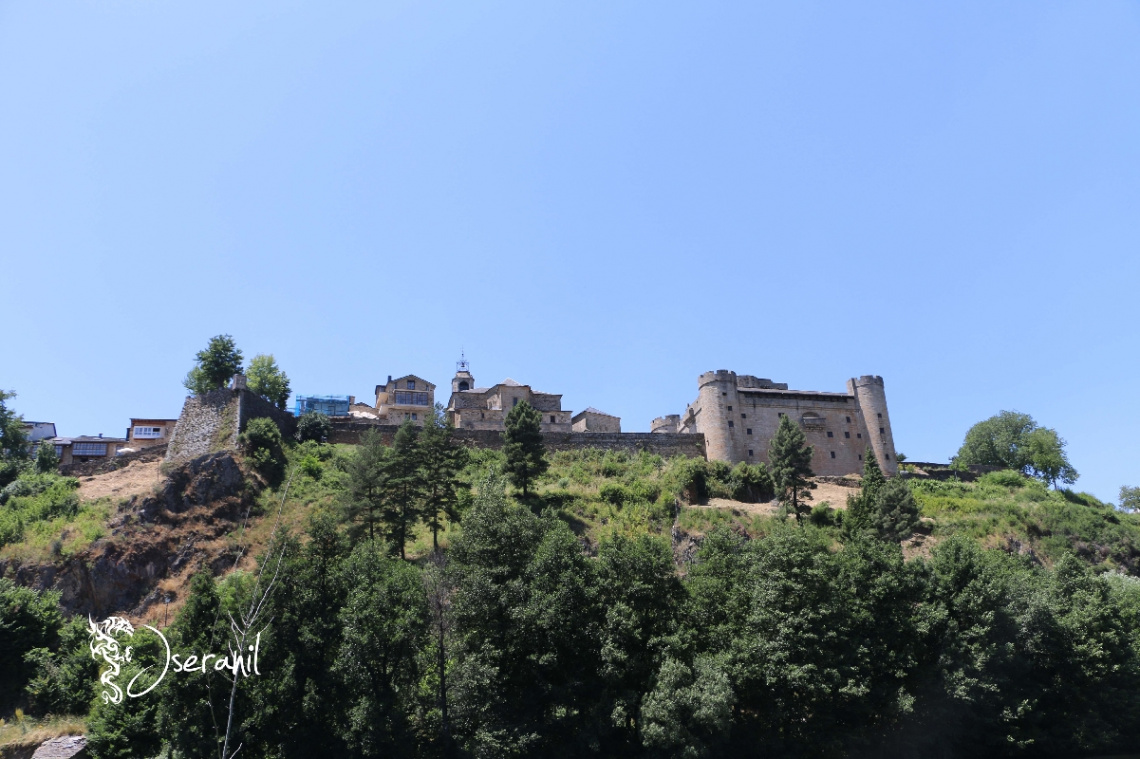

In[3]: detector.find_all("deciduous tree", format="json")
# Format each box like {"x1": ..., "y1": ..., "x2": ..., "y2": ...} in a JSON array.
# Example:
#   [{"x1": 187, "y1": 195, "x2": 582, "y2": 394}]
[
  {"x1": 246, "y1": 353, "x2": 292, "y2": 410},
  {"x1": 184, "y1": 334, "x2": 244, "y2": 396}
]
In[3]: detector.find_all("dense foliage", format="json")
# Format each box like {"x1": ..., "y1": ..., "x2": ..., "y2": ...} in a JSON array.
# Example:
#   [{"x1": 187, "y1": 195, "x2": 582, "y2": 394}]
[
  {"x1": 246, "y1": 353, "x2": 292, "y2": 410},
  {"x1": 503, "y1": 399, "x2": 548, "y2": 499},
  {"x1": 183, "y1": 334, "x2": 244, "y2": 396},
  {"x1": 0, "y1": 389, "x2": 31, "y2": 489},
  {"x1": 954, "y1": 411, "x2": 1078, "y2": 488}
]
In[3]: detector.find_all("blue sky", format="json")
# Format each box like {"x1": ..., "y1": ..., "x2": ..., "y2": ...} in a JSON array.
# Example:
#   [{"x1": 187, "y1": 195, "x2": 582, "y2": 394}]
[{"x1": 3, "y1": 2, "x2": 1137, "y2": 503}]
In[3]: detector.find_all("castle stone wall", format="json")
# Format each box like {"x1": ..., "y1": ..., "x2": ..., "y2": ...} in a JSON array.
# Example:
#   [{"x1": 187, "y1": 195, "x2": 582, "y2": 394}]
[
  {"x1": 329, "y1": 420, "x2": 705, "y2": 458},
  {"x1": 166, "y1": 389, "x2": 297, "y2": 462}
]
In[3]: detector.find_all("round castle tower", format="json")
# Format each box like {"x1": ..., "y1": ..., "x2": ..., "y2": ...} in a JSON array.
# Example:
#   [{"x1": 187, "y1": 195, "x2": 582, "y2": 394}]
[
  {"x1": 697, "y1": 370, "x2": 738, "y2": 462},
  {"x1": 650, "y1": 414, "x2": 681, "y2": 434},
  {"x1": 849, "y1": 375, "x2": 898, "y2": 476}
]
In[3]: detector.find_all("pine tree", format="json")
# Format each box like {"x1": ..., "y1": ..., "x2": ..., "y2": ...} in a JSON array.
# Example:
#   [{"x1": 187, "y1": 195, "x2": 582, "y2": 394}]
[
  {"x1": 845, "y1": 448, "x2": 885, "y2": 536},
  {"x1": 503, "y1": 399, "x2": 548, "y2": 499},
  {"x1": 846, "y1": 449, "x2": 919, "y2": 542},
  {"x1": 768, "y1": 414, "x2": 815, "y2": 523},
  {"x1": 380, "y1": 421, "x2": 423, "y2": 559},
  {"x1": 418, "y1": 405, "x2": 468, "y2": 550},
  {"x1": 343, "y1": 429, "x2": 390, "y2": 543}
]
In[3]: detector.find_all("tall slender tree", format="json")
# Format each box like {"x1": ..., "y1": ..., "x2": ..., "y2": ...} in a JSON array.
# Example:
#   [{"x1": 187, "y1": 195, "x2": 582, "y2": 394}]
[
  {"x1": 502, "y1": 399, "x2": 547, "y2": 499},
  {"x1": 343, "y1": 429, "x2": 390, "y2": 543},
  {"x1": 419, "y1": 405, "x2": 468, "y2": 550},
  {"x1": 768, "y1": 414, "x2": 815, "y2": 523},
  {"x1": 184, "y1": 334, "x2": 243, "y2": 395},
  {"x1": 381, "y1": 421, "x2": 423, "y2": 559}
]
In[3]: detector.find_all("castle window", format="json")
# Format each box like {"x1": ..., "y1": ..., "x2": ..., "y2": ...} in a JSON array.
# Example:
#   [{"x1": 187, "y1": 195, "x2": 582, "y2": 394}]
[
  {"x1": 407, "y1": 380, "x2": 416, "y2": 390},
  {"x1": 513, "y1": 398, "x2": 519, "y2": 407},
  {"x1": 748, "y1": 449, "x2": 754, "y2": 457},
  {"x1": 746, "y1": 428, "x2": 752, "y2": 435},
  {"x1": 844, "y1": 431, "x2": 850, "y2": 438},
  {"x1": 877, "y1": 413, "x2": 882, "y2": 419},
  {"x1": 885, "y1": 454, "x2": 890, "y2": 460},
  {"x1": 727, "y1": 405, "x2": 732, "y2": 411},
  {"x1": 827, "y1": 431, "x2": 833, "y2": 438},
  {"x1": 830, "y1": 451, "x2": 836, "y2": 459},
  {"x1": 741, "y1": 413, "x2": 746, "y2": 418},
  {"x1": 481, "y1": 412, "x2": 484, "y2": 419},
  {"x1": 879, "y1": 427, "x2": 885, "y2": 434},
  {"x1": 858, "y1": 454, "x2": 863, "y2": 460},
  {"x1": 728, "y1": 421, "x2": 734, "y2": 428},
  {"x1": 458, "y1": 381, "x2": 469, "y2": 391},
  {"x1": 857, "y1": 433, "x2": 862, "y2": 438},
  {"x1": 846, "y1": 416, "x2": 851, "y2": 423},
  {"x1": 778, "y1": 412, "x2": 785, "y2": 417},
  {"x1": 550, "y1": 415, "x2": 555, "y2": 423}
]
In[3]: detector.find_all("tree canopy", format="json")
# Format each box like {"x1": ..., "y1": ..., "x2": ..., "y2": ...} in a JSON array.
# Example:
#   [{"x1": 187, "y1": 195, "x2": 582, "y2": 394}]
[
  {"x1": 954, "y1": 410, "x2": 1077, "y2": 487},
  {"x1": 246, "y1": 353, "x2": 292, "y2": 410},
  {"x1": 183, "y1": 334, "x2": 243, "y2": 396}
]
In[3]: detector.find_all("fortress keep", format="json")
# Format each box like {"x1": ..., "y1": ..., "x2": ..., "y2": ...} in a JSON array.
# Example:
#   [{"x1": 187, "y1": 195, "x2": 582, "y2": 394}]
[{"x1": 653, "y1": 371, "x2": 898, "y2": 476}]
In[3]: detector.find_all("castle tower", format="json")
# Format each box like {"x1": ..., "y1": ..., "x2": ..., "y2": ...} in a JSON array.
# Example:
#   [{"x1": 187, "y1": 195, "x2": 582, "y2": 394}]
[
  {"x1": 848, "y1": 375, "x2": 898, "y2": 476},
  {"x1": 696, "y1": 370, "x2": 739, "y2": 462},
  {"x1": 452, "y1": 352, "x2": 474, "y2": 394}
]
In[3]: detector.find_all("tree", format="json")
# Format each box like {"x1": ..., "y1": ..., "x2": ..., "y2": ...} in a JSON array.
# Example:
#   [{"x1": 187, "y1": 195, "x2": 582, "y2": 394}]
[
  {"x1": 1121, "y1": 486, "x2": 1140, "y2": 513},
  {"x1": 418, "y1": 405, "x2": 468, "y2": 550},
  {"x1": 0, "y1": 390, "x2": 29, "y2": 489},
  {"x1": 296, "y1": 411, "x2": 332, "y2": 443},
  {"x1": 343, "y1": 429, "x2": 391, "y2": 543},
  {"x1": 1024, "y1": 427, "x2": 1078, "y2": 488},
  {"x1": 954, "y1": 411, "x2": 1077, "y2": 488},
  {"x1": 845, "y1": 449, "x2": 886, "y2": 538},
  {"x1": 184, "y1": 334, "x2": 243, "y2": 396},
  {"x1": 768, "y1": 414, "x2": 815, "y2": 523},
  {"x1": 246, "y1": 353, "x2": 292, "y2": 410},
  {"x1": 34, "y1": 440, "x2": 59, "y2": 473},
  {"x1": 239, "y1": 417, "x2": 285, "y2": 482},
  {"x1": 502, "y1": 400, "x2": 547, "y2": 499},
  {"x1": 870, "y1": 477, "x2": 921, "y2": 542},
  {"x1": 379, "y1": 421, "x2": 423, "y2": 560}
]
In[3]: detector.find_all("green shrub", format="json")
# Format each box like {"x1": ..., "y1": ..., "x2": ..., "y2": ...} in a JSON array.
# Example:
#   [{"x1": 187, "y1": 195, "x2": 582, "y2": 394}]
[
  {"x1": 728, "y1": 461, "x2": 774, "y2": 502},
  {"x1": 240, "y1": 418, "x2": 285, "y2": 480},
  {"x1": 600, "y1": 482, "x2": 632, "y2": 507},
  {"x1": 809, "y1": 503, "x2": 836, "y2": 527},
  {"x1": 980, "y1": 470, "x2": 1028, "y2": 489},
  {"x1": 296, "y1": 411, "x2": 332, "y2": 443},
  {"x1": 298, "y1": 454, "x2": 323, "y2": 480}
]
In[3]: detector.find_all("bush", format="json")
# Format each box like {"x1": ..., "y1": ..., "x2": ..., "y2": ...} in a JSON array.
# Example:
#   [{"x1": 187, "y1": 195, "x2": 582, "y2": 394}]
[
  {"x1": 980, "y1": 469, "x2": 1029, "y2": 489},
  {"x1": 728, "y1": 462, "x2": 774, "y2": 502},
  {"x1": 296, "y1": 411, "x2": 332, "y2": 443},
  {"x1": 600, "y1": 482, "x2": 632, "y2": 507},
  {"x1": 809, "y1": 503, "x2": 837, "y2": 527},
  {"x1": 239, "y1": 418, "x2": 285, "y2": 479}
]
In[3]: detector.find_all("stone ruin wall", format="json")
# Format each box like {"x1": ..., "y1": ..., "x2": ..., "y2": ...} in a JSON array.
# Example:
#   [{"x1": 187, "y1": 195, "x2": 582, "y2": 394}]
[
  {"x1": 165, "y1": 389, "x2": 297, "y2": 462},
  {"x1": 328, "y1": 420, "x2": 706, "y2": 459}
]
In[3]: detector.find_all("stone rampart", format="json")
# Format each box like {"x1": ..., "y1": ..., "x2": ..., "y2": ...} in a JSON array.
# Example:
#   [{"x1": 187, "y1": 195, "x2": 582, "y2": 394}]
[
  {"x1": 166, "y1": 389, "x2": 297, "y2": 462},
  {"x1": 329, "y1": 420, "x2": 706, "y2": 459}
]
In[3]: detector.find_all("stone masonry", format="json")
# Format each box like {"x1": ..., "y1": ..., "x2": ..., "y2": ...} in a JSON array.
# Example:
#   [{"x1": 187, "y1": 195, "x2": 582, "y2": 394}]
[{"x1": 653, "y1": 371, "x2": 899, "y2": 476}]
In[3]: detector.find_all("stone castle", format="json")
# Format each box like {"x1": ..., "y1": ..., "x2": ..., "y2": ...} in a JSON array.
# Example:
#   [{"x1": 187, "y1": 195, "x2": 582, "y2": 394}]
[
  {"x1": 166, "y1": 358, "x2": 898, "y2": 477},
  {"x1": 652, "y1": 371, "x2": 898, "y2": 476}
]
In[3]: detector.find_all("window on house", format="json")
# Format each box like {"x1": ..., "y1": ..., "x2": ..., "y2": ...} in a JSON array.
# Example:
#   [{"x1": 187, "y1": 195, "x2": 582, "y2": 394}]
[
  {"x1": 73, "y1": 443, "x2": 107, "y2": 456},
  {"x1": 844, "y1": 431, "x2": 850, "y2": 438},
  {"x1": 134, "y1": 426, "x2": 162, "y2": 439},
  {"x1": 830, "y1": 451, "x2": 836, "y2": 459},
  {"x1": 827, "y1": 431, "x2": 833, "y2": 438},
  {"x1": 394, "y1": 391, "x2": 430, "y2": 406},
  {"x1": 407, "y1": 380, "x2": 416, "y2": 390},
  {"x1": 54, "y1": 445, "x2": 63, "y2": 457},
  {"x1": 412, "y1": 413, "x2": 418, "y2": 421},
  {"x1": 746, "y1": 428, "x2": 752, "y2": 435}
]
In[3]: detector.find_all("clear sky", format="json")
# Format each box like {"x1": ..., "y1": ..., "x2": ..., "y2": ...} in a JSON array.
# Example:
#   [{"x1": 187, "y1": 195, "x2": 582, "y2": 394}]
[{"x1": 3, "y1": 2, "x2": 1137, "y2": 503}]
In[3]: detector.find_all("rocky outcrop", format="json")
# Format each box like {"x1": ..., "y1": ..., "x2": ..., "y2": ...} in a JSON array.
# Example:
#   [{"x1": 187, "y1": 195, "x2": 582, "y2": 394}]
[{"x1": 1, "y1": 452, "x2": 259, "y2": 618}]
